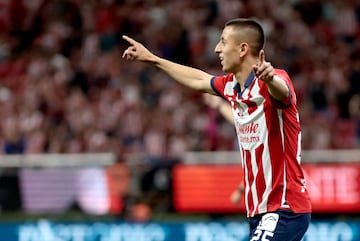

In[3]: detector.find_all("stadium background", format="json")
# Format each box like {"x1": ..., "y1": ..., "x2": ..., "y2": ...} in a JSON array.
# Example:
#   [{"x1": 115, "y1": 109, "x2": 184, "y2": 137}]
[{"x1": 0, "y1": 0, "x2": 359, "y2": 240}]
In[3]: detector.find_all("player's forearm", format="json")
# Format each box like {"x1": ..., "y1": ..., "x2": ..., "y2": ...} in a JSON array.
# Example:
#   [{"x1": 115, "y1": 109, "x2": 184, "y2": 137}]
[
  {"x1": 266, "y1": 75, "x2": 289, "y2": 101},
  {"x1": 152, "y1": 56, "x2": 213, "y2": 92}
]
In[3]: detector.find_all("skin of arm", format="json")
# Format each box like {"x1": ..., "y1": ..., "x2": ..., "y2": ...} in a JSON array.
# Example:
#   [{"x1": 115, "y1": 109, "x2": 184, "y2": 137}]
[
  {"x1": 203, "y1": 93, "x2": 235, "y2": 124},
  {"x1": 217, "y1": 101, "x2": 235, "y2": 124},
  {"x1": 122, "y1": 35, "x2": 215, "y2": 94}
]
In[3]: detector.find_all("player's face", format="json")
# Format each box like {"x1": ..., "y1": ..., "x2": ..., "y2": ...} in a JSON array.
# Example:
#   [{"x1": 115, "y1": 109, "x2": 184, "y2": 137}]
[{"x1": 214, "y1": 26, "x2": 242, "y2": 73}]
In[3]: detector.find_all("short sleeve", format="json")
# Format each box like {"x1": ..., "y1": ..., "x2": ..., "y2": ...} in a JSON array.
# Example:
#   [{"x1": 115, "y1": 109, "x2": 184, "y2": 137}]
[
  {"x1": 210, "y1": 75, "x2": 233, "y2": 100},
  {"x1": 273, "y1": 69, "x2": 296, "y2": 108}
]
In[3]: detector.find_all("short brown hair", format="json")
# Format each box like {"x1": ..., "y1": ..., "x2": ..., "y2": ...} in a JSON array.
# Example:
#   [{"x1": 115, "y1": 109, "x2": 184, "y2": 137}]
[{"x1": 225, "y1": 18, "x2": 265, "y2": 56}]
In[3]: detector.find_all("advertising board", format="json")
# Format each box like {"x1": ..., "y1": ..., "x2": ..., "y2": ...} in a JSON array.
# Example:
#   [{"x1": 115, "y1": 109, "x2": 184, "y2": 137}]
[
  {"x1": 0, "y1": 220, "x2": 356, "y2": 241},
  {"x1": 172, "y1": 163, "x2": 360, "y2": 213}
]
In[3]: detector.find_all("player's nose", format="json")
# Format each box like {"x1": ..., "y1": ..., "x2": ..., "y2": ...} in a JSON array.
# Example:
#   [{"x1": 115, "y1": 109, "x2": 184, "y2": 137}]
[{"x1": 214, "y1": 42, "x2": 221, "y2": 53}]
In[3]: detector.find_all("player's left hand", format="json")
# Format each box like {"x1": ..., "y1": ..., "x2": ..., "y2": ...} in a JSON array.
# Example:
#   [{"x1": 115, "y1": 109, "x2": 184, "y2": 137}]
[{"x1": 252, "y1": 50, "x2": 274, "y2": 83}]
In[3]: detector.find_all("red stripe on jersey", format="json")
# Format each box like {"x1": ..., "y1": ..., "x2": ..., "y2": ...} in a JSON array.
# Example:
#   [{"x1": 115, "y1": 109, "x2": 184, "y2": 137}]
[
  {"x1": 243, "y1": 81, "x2": 257, "y2": 115},
  {"x1": 244, "y1": 149, "x2": 254, "y2": 213},
  {"x1": 242, "y1": 99, "x2": 257, "y2": 115}
]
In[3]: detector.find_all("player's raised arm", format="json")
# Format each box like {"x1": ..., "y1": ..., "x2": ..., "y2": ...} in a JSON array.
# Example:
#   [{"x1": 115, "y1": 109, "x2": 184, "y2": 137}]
[
  {"x1": 122, "y1": 35, "x2": 214, "y2": 93},
  {"x1": 252, "y1": 50, "x2": 289, "y2": 101}
]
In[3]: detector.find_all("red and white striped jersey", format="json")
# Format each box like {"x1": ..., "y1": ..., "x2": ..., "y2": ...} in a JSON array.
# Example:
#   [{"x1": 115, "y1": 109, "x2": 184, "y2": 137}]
[{"x1": 211, "y1": 69, "x2": 312, "y2": 217}]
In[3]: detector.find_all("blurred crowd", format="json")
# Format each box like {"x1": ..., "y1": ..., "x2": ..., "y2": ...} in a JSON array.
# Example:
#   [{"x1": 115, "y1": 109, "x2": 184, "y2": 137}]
[{"x1": 0, "y1": 0, "x2": 359, "y2": 161}]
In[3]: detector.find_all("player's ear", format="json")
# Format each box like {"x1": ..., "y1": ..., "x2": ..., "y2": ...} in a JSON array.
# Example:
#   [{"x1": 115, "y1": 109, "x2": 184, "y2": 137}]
[
  {"x1": 259, "y1": 49, "x2": 265, "y2": 63},
  {"x1": 239, "y1": 42, "x2": 249, "y2": 57}
]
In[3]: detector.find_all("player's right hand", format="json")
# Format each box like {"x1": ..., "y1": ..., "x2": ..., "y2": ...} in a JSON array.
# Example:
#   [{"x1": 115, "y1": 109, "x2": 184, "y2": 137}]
[{"x1": 122, "y1": 35, "x2": 155, "y2": 62}]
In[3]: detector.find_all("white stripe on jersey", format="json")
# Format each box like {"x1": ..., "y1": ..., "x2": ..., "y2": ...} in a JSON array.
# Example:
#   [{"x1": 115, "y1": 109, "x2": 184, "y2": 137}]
[
  {"x1": 257, "y1": 137, "x2": 272, "y2": 215},
  {"x1": 278, "y1": 109, "x2": 290, "y2": 208},
  {"x1": 277, "y1": 109, "x2": 285, "y2": 150},
  {"x1": 282, "y1": 164, "x2": 290, "y2": 208},
  {"x1": 296, "y1": 131, "x2": 302, "y2": 164},
  {"x1": 296, "y1": 112, "x2": 302, "y2": 164}
]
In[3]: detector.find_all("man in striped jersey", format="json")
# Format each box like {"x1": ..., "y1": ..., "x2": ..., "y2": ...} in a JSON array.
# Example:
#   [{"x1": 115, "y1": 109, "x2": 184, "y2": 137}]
[{"x1": 123, "y1": 18, "x2": 311, "y2": 241}]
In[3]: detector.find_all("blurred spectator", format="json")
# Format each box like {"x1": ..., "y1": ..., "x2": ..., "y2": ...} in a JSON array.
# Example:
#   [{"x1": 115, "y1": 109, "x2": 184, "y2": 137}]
[
  {"x1": 126, "y1": 201, "x2": 152, "y2": 223},
  {"x1": 0, "y1": 0, "x2": 359, "y2": 213},
  {"x1": 2, "y1": 115, "x2": 26, "y2": 154},
  {"x1": 0, "y1": 0, "x2": 358, "y2": 155}
]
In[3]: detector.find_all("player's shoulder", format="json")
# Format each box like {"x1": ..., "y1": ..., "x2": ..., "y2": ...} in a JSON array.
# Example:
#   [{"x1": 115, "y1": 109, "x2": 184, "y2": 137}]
[
  {"x1": 274, "y1": 68, "x2": 289, "y2": 77},
  {"x1": 214, "y1": 73, "x2": 234, "y2": 81},
  {"x1": 274, "y1": 68, "x2": 292, "y2": 82},
  {"x1": 211, "y1": 73, "x2": 234, "y2": 86}
]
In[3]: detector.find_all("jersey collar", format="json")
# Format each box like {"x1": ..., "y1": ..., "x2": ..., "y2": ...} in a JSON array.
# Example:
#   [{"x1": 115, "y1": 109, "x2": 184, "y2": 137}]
[{"x1": 233, "y1": 71, "x2": 255, "y2": 98}]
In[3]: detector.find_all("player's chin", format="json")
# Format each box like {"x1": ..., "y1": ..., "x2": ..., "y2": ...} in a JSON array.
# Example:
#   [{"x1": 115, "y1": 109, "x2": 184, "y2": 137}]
[{"x1": 222, "y1": 67, "x2": 231, "y2": 73}]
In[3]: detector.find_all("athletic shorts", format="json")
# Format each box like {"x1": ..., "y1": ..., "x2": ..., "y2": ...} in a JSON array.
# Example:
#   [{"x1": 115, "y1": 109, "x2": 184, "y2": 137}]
[{"x1": 248, "y1": 210, "x2": 311, "y2": 241}]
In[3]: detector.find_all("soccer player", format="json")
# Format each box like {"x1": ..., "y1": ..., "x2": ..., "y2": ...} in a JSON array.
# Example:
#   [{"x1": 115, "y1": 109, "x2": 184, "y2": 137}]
[{"x1": 122, "y1": 18, "x2": 311, "y2": 241}]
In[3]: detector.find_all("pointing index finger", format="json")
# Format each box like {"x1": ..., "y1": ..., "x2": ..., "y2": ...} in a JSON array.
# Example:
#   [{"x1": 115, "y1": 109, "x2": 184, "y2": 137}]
[
  {"x1": 259, "y1": 49, "x2": 265, "y2": 64},
  {"x1": 122, "y1": 35, "x2": 137, "y2": 45}
]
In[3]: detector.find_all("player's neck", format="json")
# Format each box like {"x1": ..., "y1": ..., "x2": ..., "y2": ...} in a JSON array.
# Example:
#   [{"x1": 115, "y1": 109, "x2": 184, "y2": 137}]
[{"x1": 235, "y1": 66, "x2": 254, "y2": 89}]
